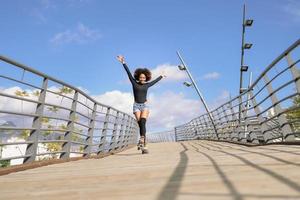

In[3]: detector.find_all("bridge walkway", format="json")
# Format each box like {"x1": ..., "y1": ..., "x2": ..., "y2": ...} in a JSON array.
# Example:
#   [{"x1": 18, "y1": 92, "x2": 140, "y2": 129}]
[{"x1": 1, "y1": 140, "x2": 300, "y2": 200}]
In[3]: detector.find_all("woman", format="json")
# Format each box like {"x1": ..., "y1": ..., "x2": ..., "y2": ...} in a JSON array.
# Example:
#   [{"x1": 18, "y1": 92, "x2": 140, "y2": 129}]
[{"x1": 116, "y1": 55, "x2": 166, "y2": 152}]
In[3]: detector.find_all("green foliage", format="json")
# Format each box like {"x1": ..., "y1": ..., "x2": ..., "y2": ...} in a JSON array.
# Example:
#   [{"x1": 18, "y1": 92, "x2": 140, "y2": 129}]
[
  {"x1": 44, "y1": 142, "x2": 62, "y2": 159},
  {"x1": 286, "y1": 95, "x2": 300, "y2": 132},
  {"x1": 45, "y1": 142, "x2": 62, "y2": 152},
  {"x1": 59, "y1": 124, "x2": 67, "y2": 130},
  {"x1": 32, "y1": 90, "x2": 40, "y2": 97},
  {"x1": 47, "y1": 106, "x2": 59, "y2": 113},
  {"x1": 20, "y1": 129, "x2": 31, "y2": 139},
  {"x1": 15, "y1": 86, "x2": 83, "y2": 158},
  {"x1": 15, "y1": 90, "x2": 29, "y2": 97},
  {"x1": 0, "y1": 160, "x2": 10, "y2": 168},
  {"x1": 59, "y1": 86, "x2": 73, "y2": 95},
  {"x1": 79, "y1": 146, "x2": 85, "y2": 153},
  {"x1": 41, "y1": 117, "x2": 50, "y2": 124}
]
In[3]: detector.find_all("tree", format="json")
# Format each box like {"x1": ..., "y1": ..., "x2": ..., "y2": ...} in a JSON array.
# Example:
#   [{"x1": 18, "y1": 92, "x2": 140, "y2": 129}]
[
  {"x1": 16, "y1": 86, "x2": 84, "y2": 159},
  {"x1": 0, "y1": 145, "x2": 10, "y2": 168},
  {"x1": 286, "y1": 95, "x2": 300, "y2": 133}
]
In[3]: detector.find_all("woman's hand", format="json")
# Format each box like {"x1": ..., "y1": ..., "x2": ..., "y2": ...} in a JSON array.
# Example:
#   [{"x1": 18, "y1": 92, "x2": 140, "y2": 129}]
[
  {"x1": 117, "y1": 55, "x2": 125, "y2": 64},
  {"x1": 161, "y1": 70, "x2": 167, "y2": 78}
]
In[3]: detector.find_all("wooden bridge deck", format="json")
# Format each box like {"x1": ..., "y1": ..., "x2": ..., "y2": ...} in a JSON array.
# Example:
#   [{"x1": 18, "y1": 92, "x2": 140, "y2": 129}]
[{"x1": 1, "y1": 140, "x2": 300, "y2": 200}]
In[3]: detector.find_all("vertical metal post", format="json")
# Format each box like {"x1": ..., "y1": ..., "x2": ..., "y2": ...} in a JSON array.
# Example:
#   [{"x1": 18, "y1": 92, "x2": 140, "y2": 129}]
[
  {"x1": 83, "y1": 103, "x2": 97, "y2": 157},
  {"x1": 98, "y1": 107, "x2": 111, "y2": 154},
  {"x1": 116, "y1": 113, "x2": 126, "y2": 150},
  {"x1": 195, "y1": 118, "x2": 201, "y2": 139},
  {"x1": 263, "y1": 75, "x2": 294, "y2": 141},
  {"x1": 215, "y1": 108, "x2": 223, "y2": 138},
  {"x1": 202, "y1": 115, "x2": 212, "y2": 139},
  {"x1": 24, "y1": 77, "x2": 48, "y2": 163},
  {"x1": 239, "y1": 98, "x2": 248, "y2": 142},
  {"x1": 221, "y1": 105, "x2": 230, "y2": 140},
  {"x1": 60, "y1": 91, "x2": 78, "y2": 159},
  {"x1": 124, "y1": 117, "x2": 132, "y2": 148},
  {"x1": 249, "y1": 90, "x2": 265, "y2": 143},
  {"x1": 200, "y1": 116, "x2": 207, "y2": 139},
  {"x1": 228, "y1": 99, "x2": 239, "y2": 141},
  {"x1": 239, "y1": 4, "x2": 246, "y2": 122},
  {"x1": 286, "y1": 54, "x2": 300, "y2": 93},
  {"x1": 134, "y1": 120, "x2": 139, "y2": 144},
  {"x1": 199, "y1": 117, "x2": 205, "y2": 139},
  {"x1": 132, "y1": 120, "x2": 139, "y2": 145},
  {"x1": 176, "y1": 51, "x2": 218, "y2": 139},
  {"x1": 121, "y1": 115, "x2": 129, "y2": 149},
  {"x1": 109, "y1": 111, "x2": 120, "y2": 152},
  {"x1": 241, "y1": 72, "x2": 253, "y2": 142}
]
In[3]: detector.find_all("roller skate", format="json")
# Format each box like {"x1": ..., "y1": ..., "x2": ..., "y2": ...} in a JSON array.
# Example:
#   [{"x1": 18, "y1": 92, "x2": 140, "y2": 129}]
[{"x1": 139, "y1": 136, "x2": 149, "y2": 154}]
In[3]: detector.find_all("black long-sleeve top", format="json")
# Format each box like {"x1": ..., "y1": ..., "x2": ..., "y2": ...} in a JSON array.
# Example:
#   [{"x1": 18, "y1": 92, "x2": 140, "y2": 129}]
[{"x1": 122, "y1": 63, "x2": 163, "y2": 103}]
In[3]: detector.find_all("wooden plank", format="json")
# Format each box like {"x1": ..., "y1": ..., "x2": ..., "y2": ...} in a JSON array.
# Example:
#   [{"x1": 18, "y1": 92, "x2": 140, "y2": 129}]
[{"x1": 0, "y1": 141, "x2": 300, "y2": 200}]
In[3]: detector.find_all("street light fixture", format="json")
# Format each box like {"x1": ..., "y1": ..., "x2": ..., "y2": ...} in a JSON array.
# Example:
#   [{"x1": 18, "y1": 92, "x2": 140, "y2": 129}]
[
  {"x1": 244, "y1": 43, "x2": 253, "y2": 49},
  {"x1": 240, "y1": 88, "x2": 248, "y2": 94},
  {"x1": 183, "y1": 81, "x2": 192, "y2": 87},
  {"x1": 176, "y1": 51, "x2": 219, "y2": 139},
  {"x1": 239, "y1": 4, "x2": 253, "y2": 122},
  {"x1": 241, "y1": 65, "x2": 249, "y2": 72},
  {"x1": 245, "y1": 19, "x2": 253, "y2": 26},
  {"x1": 178, "y1": 65, "x2": 186, "y2": 71}
]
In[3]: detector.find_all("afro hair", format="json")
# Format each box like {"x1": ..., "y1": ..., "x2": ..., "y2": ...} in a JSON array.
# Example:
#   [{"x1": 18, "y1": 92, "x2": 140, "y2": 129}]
[{"x1": 134, "y1": 68, "x2": 152, "y2": 81}]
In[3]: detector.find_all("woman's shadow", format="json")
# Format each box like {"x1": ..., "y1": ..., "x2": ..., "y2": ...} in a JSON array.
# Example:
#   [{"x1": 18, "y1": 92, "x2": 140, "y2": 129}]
[{"x1": 113, "y1": 153, "x2": 142, "y2": 156}]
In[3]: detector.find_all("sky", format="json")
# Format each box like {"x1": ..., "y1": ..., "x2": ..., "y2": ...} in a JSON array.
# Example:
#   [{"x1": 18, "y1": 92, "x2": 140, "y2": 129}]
[{"x1": 0, "y1": 0, "x2": 299, "y2": 133}]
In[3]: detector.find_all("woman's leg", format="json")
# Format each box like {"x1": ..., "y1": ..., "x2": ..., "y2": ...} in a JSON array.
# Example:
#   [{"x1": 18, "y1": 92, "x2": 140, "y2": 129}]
[
  {"x1": 134, "y1": 111, "x2": 141, "y2": 122},
  {"x1": 140, "y1": 109, "x2": 149, "y2": 119},
  {"x1": 134, "y1": 111, "x2": 144, "y2": 143},
  {"x1": 139, "y1": 109, "x2": 149, "y2": 144}
]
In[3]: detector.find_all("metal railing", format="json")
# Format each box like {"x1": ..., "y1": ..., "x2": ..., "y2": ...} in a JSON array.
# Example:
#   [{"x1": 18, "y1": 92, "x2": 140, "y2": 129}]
[
  {"x1": 175, "y1": 39, "x2": 300, "y2": 144},
  {"x1": 0, "y1": 56, "x2": 139, "y2": 166},
  {"x1": 147, "y1": 130, "x2": 176, "y2": 143}
]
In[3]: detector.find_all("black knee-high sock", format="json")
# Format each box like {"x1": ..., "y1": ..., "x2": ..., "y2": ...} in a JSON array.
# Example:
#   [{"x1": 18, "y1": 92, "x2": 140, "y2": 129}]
[
  {"x1": 139, "y1": 118, "x2": 146, "y2": 137},
  {"x1": 138, "y1": 119, "x2": 142, "y2": 137}
]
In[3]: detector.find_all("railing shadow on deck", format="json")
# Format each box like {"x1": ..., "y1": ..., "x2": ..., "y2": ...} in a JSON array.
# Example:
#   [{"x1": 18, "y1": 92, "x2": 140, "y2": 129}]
[
  {"x1": 175, "y1": 140, "x2": 300, "y2": 200},
  {"x1": 156, "y1": 142, "x2": 189, "y2": 200}
]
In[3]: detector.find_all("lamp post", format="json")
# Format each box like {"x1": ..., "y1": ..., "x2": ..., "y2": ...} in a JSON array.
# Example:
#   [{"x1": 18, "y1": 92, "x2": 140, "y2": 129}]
[
  {"x1": 176, "y1": 51, "x2": 218, "y2": 139},
  {"x1": 239, "y1": 4, "x2": 253, "y2": 122}
]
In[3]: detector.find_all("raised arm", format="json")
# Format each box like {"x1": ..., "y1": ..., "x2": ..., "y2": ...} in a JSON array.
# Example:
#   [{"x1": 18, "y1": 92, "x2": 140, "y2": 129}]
[
  {"x1": 122, "y1": 63, "x2": 136, "y2": 84},
  {"x1": 117, "y1": 55, "x2": 135, "y2": 84},
  {"x1": 147, "y1": 75, "x2": 163, "y2": 87}
]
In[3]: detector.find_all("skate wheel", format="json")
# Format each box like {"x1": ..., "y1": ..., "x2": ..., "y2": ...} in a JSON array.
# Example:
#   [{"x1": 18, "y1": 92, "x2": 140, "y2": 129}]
[{"x1": 142, "y1": 149, "x2": 149, "y2": 154}]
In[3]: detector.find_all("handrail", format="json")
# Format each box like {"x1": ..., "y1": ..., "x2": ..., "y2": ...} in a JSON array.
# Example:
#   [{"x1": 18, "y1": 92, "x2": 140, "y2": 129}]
[
  {"x1": 0, "y1": 55, "x2": 130, "y2": 116},
  {"x1": 175, "y1": 39, "x2": 300, "y2": 144},
  {"x1": 0, "y1": 55, "x2": 139, "y2": 167}
]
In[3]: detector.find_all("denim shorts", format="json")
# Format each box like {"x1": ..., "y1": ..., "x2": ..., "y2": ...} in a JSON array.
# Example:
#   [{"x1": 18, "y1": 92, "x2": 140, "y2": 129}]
[{"x1": 133, "y1": 101, "x2": 149, "y2": 113}]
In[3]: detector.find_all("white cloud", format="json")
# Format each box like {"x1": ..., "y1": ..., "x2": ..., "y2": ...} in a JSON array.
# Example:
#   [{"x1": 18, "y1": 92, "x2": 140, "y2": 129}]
[
  {"x1": 209, "y1": 90, "x2": 230, "y2": 110},
  {"x1": 283, "y1": 0, "x2": 300, "y2": 21},
  {"x1": 146, "y1": 91, "x2": 204, "y2": 132},
  {"x1": 31, "y1": 9, "x2": 47, "y2": 23},
  {"x1": 40, "y1": 0, "x2": 54, "y2": 9},
  {"x1": 28, "y1": 0, "x2": 56, "y2": 23},
  {"x1": 0, "y1": 86, "x2": 232, "y2": 135},
  {"x1": 0, "y1": 86, "x2": 37, "y2": 114},
  {"x1": 151, "y1": 63, "x2": 187, "y2": 81},
  {"x1": 50, "y1": 23, "x2": 101, "y2": 45},
  {"x1": 92, "y1": 90, "x2": 134, "y2": 115},
  {"x1": 76, "y1": 86, "x2": 90, "y2": 94},
  {"x1": 201, "y1": 72, "x2": 221, "y2": 80},
  {"x1": 67, "y1": 0, "x2": 92, "y2": 5},
  {"x1": 93, "y1": 89, "x2": 205, "y2": 132},
  {"x1": 119, "y1": 63, "x2": 187, "y2": 85}
]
